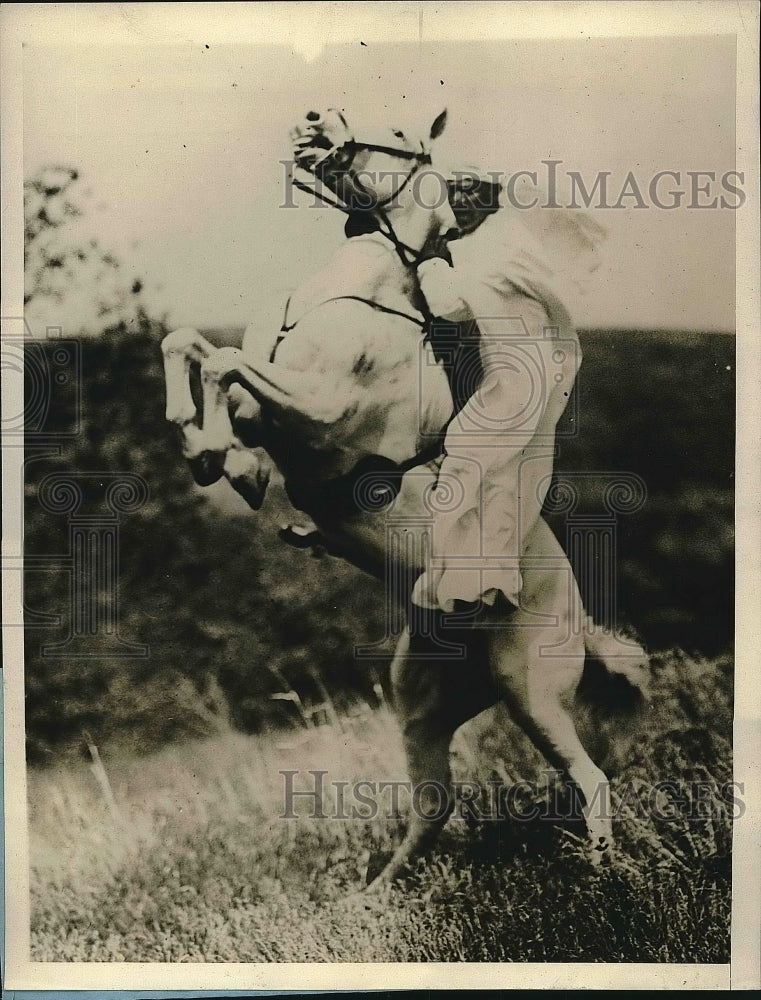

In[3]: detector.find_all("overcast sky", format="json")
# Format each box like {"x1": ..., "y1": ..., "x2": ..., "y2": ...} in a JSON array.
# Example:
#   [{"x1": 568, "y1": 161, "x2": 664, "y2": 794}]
[{"x1": 23, "y1": 28, "x2": 737, "y2": 333}]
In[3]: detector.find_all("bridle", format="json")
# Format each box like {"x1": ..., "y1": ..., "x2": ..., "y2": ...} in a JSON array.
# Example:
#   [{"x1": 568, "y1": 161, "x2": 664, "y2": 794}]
[
  {"x1": 290, "y1": 110, "x2": 436, "y2": 273},
  {"x1": 279, "y1": 110, "x2": 485, "y2": 521},
  {"x1": 336, "y1": 139, "x2": 432, "y2": 208}
]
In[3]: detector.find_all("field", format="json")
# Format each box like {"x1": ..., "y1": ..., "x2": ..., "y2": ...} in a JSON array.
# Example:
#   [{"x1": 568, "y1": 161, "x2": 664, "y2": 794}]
[
  {"x1": 28, "y1": 649, "x2": 733, "y2": 963},
  {"x1": 20, "y1": 172, "x2": 736, "y2": 968}
]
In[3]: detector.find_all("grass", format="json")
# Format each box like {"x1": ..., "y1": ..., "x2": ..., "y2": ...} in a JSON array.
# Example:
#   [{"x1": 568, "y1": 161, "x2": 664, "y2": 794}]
[{"x1": 28, "y1": 649, "x2": 733, "y2": 963}]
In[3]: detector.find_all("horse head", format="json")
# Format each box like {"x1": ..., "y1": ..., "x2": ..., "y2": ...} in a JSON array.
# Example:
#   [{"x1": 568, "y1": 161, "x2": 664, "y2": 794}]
[{"x1": 289, "y1": 107, "x2": 453, "y2": 235}]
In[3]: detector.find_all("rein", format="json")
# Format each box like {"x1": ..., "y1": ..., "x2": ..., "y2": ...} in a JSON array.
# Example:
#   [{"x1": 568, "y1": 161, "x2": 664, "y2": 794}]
[
  {"x1": 291, "y1": 170, "x2": 433, "y2": 274},
  {"x1": 278, "y1": 124, "x2": 453, "y2": 526}
]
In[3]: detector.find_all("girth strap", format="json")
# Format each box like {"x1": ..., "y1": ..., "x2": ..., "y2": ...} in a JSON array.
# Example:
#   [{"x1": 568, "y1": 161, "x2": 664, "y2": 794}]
[
  {"x1": 270, "y1": 294, "x2": 425, "y2": 363},
  {"x1": 285, "y1": 443, "x2": 443, "y2": 519},
  {"x1": 269, "y1": 294, "x2": 482, "y2": 519}
]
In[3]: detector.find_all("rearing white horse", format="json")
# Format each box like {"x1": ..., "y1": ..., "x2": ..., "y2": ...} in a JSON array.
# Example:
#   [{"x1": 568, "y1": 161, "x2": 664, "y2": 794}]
[{"x1": 162, "y1": 107, "x2": 647, "y2": 890}]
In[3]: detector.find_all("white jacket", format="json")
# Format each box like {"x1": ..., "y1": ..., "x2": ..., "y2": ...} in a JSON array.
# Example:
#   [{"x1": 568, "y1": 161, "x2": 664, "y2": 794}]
[{"x1": 412, "y1": 209, "x2": 605, "y2": 612}]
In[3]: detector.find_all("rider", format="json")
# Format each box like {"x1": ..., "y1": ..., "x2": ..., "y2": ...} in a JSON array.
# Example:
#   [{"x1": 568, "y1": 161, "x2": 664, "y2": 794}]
[
  {"x1": 282, "y1": 113, "x2": 643, "y2": 671},
  {"x1": 410, "y1": 170, "x2": 608, "y2": 624}
]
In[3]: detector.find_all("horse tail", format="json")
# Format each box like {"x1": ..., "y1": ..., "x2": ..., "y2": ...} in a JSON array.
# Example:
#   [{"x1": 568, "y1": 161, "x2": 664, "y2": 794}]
[{"x1": 574, "y1": 621, "x2": 650, "y2": 776}]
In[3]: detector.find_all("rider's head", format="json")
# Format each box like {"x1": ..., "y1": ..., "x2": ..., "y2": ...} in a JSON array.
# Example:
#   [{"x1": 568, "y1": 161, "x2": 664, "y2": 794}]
[{"x1": 446, "y1": 169, "x2": 503, "y2": 238}]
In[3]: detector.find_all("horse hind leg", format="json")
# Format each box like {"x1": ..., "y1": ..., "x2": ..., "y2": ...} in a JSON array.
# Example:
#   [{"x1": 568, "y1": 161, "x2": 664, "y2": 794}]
[
  {"x1": 577, "y1": 615, "x2": 649, "y2": 777},
  {"x1": 490, "y1": 627, "x2": 613, "y2": 863},
  {"x1": 367, "y1": 621, "x2": 496, "y2": 892}
]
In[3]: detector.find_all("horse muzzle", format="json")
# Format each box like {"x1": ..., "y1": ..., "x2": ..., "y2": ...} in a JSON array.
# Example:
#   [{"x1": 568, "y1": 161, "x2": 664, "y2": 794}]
[{"x1": 290, "y1": 108, "x2": 354, "y2": 170}]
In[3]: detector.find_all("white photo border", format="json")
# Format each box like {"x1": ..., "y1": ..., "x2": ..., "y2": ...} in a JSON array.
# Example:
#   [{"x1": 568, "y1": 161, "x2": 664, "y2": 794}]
[{"x1": 2, "y1": 1, "x2": 759, "y2": 992}]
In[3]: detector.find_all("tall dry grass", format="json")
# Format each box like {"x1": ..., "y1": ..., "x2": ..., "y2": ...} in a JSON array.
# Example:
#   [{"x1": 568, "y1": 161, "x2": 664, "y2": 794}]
[{"x1": 28, "y1": 650, "x2": 733, "y2": 962}]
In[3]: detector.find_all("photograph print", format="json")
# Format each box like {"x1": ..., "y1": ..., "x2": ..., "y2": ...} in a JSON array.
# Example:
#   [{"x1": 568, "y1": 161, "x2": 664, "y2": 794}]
[{"x1": 3, "y1": 1, "x2": 759, "y2": 991}]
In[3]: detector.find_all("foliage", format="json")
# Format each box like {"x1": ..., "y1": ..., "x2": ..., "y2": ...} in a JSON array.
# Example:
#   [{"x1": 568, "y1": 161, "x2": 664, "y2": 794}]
[
  {"x1": 550, "y1": 328, "x2": 734, "y2": 655},
  {"x1": 24, "y1": 166, "x2": 148, "y2": 333}
]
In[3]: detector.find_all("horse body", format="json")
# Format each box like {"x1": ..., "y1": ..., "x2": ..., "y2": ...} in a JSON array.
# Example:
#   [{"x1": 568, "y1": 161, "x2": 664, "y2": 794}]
[
  {"x1": 209, "y1": 234, "x2": 451, "y2": 584},
  {"x1": 162, "y1": 108, "x2": 647, "y2": 890},
  {"x1": 254, "y1": 240, "x2": 452, "y2": 472}
]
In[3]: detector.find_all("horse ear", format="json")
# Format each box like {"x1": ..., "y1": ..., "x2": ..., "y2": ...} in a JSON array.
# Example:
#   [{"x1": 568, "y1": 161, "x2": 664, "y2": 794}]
[{"x1": 429, "y1": 108, "x2": 448, "y2": 141}]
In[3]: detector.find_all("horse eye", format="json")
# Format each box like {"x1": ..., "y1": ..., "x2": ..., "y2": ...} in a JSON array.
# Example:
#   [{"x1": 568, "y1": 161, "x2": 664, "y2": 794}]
[{"x1": 392, "y1": 129, "x2": 405, "y2": 139}]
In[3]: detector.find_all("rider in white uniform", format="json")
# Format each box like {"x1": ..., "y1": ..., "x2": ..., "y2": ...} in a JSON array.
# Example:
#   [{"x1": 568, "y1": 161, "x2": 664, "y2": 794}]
[{"x1": 411, "y1": 177, "x2": 607, "y2": 615}]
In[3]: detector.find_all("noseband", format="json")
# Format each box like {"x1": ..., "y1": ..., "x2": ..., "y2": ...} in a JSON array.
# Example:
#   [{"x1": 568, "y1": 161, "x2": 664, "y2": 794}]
[{"x1": 337, "y1": 139, "x2": 432, "y2": 209}]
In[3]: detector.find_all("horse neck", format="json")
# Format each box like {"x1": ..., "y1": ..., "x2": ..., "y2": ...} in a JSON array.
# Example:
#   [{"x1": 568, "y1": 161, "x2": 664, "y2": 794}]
[
  {"x1": 296, "y1": 199, "x2": 437, "y2": 318},
  {"x1": 331, "y1": 232, "x2": 421, "y2": 311}
]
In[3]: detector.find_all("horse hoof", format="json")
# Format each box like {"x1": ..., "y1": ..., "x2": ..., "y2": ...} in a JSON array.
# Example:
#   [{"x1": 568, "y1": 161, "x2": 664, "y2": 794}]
[
  {"x1": 186, "y1": 451, "x2": 225, "y2": 487},
  {"x1": 589, "y1": 836, "x2": 613, "y2": 867},
  {"x1": 230, "y1": 479, "x2": 268, "y2": 510}
]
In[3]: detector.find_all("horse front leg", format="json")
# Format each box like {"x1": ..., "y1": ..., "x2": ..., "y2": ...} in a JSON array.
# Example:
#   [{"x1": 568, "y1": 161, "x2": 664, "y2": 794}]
[
  {"x1": 222, "y1": 442, "x2": 271, "y2": 511},
  {"x1": 200, "y1": 347, "x2": 360, "y2": 436},
  {"x1": 201, "y1": 365, "x2": 272, "y2": 510},
  {"x1": 162, "y1": 327, "x2": 228, "y2": 486},
  {"x1": 162, "y1": 327, "x2": 214, "y2": 426}
]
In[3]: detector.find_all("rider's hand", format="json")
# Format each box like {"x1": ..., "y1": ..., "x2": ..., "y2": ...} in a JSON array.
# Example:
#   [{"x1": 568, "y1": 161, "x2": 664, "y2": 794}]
[{"x1": 416, "y1": 257, "x2": 468, "y2": 321}]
